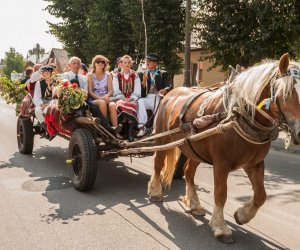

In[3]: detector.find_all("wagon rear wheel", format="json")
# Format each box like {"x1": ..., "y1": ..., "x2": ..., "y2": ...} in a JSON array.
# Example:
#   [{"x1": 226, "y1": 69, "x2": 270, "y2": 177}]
[
  {"x1": 68, "y1": 128, "x2": 97, "y2": 191},
  {"x1": 17, "y1": 117, "x2": 34, "y2": 154}
]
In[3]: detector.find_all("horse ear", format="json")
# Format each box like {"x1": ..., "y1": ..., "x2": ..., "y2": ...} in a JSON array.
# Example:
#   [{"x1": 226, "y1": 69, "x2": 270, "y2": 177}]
[{"x1": 278, "y1": 53, "x2": 290, "y2": 76}]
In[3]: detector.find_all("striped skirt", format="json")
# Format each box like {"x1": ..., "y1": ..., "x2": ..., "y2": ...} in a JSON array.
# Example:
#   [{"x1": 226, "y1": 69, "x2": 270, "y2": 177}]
[{"x1": 116, "y1": 99, "x2": 138, "y2": 123}]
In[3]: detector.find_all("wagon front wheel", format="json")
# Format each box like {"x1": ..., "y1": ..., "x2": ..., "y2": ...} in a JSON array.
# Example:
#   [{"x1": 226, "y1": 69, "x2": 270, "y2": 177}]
[{"x1": 68, "y1": 129, "x2": 97, "y2": 191}]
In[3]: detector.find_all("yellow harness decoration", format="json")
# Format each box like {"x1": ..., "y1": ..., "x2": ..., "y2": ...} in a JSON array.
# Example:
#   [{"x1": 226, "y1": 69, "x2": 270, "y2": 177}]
[{"x1": 257, "y1": 98, "x2": 271, "y2": 110}]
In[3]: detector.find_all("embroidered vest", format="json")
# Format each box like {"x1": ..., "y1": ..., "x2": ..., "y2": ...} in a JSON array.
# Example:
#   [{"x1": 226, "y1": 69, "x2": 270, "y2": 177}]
[
  {"x1": 40, "y1": 79, "x2": 53, "y2": 99},
  {"x1": 117, "y1": 71, "x2": 136, "y2": 98}
]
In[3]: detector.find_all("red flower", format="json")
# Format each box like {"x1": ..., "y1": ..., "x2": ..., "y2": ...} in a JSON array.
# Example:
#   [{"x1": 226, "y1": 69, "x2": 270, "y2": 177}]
[
  {"x1": 63, "y1": 81, "x2": 69, "y2": 87},
  {"x1": 71, "y1": 83, "x2": 78, "y2": 89}
]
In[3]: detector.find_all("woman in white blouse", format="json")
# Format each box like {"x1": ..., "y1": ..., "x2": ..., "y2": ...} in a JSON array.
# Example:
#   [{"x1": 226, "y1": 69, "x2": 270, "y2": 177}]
[{"x1": 112, "y1": 55, "x2": 141, "y2": 141}]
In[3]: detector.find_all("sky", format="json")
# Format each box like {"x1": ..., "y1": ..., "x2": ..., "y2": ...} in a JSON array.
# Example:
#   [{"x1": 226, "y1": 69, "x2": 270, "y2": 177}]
[{"x1": 0, "y1": 0, "x2": 62, "y2": 60}]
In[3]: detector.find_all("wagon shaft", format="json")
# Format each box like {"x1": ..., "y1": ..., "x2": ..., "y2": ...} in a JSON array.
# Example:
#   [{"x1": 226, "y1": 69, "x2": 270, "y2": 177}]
[{"x1": 99, "y1": 121, "x2": 235, "y2": 157}]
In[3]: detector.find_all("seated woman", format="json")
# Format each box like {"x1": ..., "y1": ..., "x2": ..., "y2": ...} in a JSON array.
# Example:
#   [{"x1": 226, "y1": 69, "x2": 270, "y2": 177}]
[
  {"x1": 87, "y1": 55, "x2": 119, "y2": 130},
  {"x1": 112, "y1": 55, "x2": 141, "y2": 141},
  {"x1": 32, "y1": 65, "x2": 55, "y2": 137}
]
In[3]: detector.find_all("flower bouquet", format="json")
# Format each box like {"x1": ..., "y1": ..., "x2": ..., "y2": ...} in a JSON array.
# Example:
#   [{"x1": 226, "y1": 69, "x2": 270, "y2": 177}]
[{"x1": 57, "y1": 80, "x2": 87, "y2": 114}]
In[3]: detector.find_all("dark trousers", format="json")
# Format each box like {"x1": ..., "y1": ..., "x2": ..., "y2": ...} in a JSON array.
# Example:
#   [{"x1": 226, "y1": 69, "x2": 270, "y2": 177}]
[{"x1": 88, "y1": 103, "x2": 115, "y2": 135}]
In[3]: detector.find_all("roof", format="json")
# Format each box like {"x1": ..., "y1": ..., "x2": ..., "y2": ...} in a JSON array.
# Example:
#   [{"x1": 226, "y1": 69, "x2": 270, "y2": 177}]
[
  {"x1": 52, "y1": 48, "x2": 69, "y2": 67},
  {"x1": 49, "y1": 48, "x2": 69, "y2": 73},
  {"x1": 25, "y1": 53, "x2": 50, "y2": 64}
]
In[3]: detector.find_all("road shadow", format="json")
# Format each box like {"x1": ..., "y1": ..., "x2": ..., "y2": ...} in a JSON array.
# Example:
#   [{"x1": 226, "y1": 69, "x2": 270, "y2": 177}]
[
  {"x1": 227, "y1": 150, "x2": 300, "y2": 206},
  {"x1": 0, "y1": 146, "x2": 287, "y2": 249}
]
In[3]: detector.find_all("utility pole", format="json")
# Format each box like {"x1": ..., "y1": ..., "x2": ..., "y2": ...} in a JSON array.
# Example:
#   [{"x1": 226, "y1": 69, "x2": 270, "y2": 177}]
[
  {"x1": 184, "y1": 0, "x2": 191, "y2": 87},
  {"x1": 141, "y1": 0, "x2": 147, "y2": 58}
]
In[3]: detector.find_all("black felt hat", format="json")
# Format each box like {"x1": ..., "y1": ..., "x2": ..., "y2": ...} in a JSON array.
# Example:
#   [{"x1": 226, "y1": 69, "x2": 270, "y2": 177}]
[
  {"x1": 146, "y1": 53, "x2": 159, "y2": 62},
  {"x1": 40, "y1": 65, "x2": 54, "y2": 73}
]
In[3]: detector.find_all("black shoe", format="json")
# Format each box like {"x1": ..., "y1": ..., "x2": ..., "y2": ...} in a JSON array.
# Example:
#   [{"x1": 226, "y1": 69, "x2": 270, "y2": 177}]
[
  {"x1": 127, "y1": 123, "x2": 135, "y2": 142},
  {"x1": 40, "y1": 122, "x2": 47, "y2": 132},
  {"x1": 48, "y1": 135, "x2": 55, "y2": 141},
  {"x1": 41, "y1": 133, "x2": 55, "y2": 141},
  {"x1": 112, "y1": 124, "x2": 123, "y2": 134}
]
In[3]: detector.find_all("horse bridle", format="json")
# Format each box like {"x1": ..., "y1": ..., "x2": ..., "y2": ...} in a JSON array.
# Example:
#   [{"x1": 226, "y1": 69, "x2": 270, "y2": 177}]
[{"x1": 261, "y1": 67, "x2": 300, "y2": 138}]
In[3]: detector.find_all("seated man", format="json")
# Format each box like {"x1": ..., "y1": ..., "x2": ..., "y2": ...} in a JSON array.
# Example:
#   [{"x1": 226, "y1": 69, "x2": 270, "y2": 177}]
[
  {"x1": 61, "y1": 56, "x2": 88, "y2": 92},
  {"x1": 32, "y1": 66, "x2": 55, "y2": 138},
  {"x1": 137, "y1": 53, "x2": 170, "y2": 136}
]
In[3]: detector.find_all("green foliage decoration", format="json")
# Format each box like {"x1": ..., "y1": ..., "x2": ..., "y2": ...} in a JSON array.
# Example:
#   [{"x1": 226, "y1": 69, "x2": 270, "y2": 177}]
[{"x1": 0, "y1": 75, "x2": 27, "y2": 105}]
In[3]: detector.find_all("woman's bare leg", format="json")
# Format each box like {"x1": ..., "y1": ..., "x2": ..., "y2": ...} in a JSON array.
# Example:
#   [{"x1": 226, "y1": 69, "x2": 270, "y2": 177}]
[
  {"x1": 109, "y1": 102, "x2": 118, "y2": 127},
  {"x1": 94, "y1": 99, "x2": 107, "y2": 117}
]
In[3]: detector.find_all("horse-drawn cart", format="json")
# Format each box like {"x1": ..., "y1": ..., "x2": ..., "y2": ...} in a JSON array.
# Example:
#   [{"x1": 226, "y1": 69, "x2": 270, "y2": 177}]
[{"x1": 16, "y1": 94, "x2": 242, "y2": 192}]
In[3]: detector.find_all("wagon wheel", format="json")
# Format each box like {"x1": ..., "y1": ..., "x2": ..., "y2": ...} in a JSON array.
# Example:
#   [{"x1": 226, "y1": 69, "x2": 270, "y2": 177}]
[
  {"x1": 17, "y1": 117, "x2": 34, "y2": 154},
  {"x1": 173, "y1": 153, "x2": 187, "y2": 179},
  {"x1": 68, "y1": 128, "x2": 97, "y2": 191}
]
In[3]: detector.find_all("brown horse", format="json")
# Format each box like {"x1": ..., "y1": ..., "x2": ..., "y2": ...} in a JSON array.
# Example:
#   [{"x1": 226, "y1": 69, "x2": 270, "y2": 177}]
[{"x1": 148, "y1": 53, "x2": 300, "y2": 243}]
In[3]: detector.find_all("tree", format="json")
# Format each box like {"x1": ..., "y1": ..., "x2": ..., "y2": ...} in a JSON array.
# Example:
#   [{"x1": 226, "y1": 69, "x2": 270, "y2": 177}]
[
  {"x1": 45, "y1": 0, "x2": 94, "y2": 63},
  {"x1": 2, "y1": 48, "x2": 25, "y2": 77},
  {"x1": 123, "y1": 0, "x2": 185, "y2": 79},
  {"x1": 86, "y1": 0, "x2": 136, "y2": 65},
  {"x1": 194, "y1": 0, "x2": 300, "y2": 70},
  {"x1": 44, "y1": 0, "x2": 185, "y2": 79}
]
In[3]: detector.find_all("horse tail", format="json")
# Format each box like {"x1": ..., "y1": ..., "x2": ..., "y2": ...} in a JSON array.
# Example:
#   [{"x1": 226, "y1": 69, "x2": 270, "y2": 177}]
[{"x1": 161, "y1": 147, "x2": 180, "y2": 188}]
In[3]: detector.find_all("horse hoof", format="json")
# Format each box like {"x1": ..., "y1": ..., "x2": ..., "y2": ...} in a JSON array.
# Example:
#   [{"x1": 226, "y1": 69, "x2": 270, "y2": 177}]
[
  {"x1": 190, "y1": 208, "x2": 206, "y2": 216},
  {"x1": 234, "y1": 211, "x2": 243, "y2": 225},
  {"x1": 148, "y1": 196, "x2": 162, "y2": 202},
  {"x1": 216, "y1": 234, "x2": 234, "y2": 244}
]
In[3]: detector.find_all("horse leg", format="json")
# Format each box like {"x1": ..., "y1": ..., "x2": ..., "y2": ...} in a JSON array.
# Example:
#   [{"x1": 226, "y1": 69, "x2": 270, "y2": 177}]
[
  {"x1": 209, "y1": 166, "x2": 233, "y2": 243},
  {"x1": 148, "y1": 151, "x2": 166, "y2": 201},
  {"x1": 180, "y1": 159, "x2": 206, "y2": 216},
  {"x1": 234, "y1": 162, "x2": 266, "y2": 225}
]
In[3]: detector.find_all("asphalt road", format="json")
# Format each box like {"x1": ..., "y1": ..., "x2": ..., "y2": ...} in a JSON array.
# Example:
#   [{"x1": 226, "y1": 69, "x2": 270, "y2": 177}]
[{"x1": 0, "y1": 98, "x2": 299, "y2": 250}]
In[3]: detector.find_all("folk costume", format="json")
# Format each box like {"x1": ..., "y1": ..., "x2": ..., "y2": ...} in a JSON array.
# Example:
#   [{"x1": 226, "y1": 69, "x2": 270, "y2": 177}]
[
  {"x1": 32, "y1": 66, "x2": 55, "y2": 124},
  {"x1": 113, "y1": 70, "x2": 141, "y2": 124},
  {"x1": 137, "y1": 54, "x2": 170, "y2": 134}
]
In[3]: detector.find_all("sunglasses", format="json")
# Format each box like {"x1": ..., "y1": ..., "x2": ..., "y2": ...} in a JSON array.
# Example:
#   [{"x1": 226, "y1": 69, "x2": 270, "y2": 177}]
[{"x1": 95, "y1": 60, "x2": 106, "y2": 64}]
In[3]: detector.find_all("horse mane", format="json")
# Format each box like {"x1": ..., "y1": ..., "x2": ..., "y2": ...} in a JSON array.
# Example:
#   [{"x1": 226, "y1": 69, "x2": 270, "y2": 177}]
[{"x1": 227, "y1": 60, "x2": 300, "y2": 119}]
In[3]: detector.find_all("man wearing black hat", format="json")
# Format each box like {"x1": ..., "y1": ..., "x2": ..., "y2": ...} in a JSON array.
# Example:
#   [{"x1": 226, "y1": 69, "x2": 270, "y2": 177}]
[
  {"x1": 32, "y1": 65, "x2": 55, "y2": 135},
  {"x1": 137, "y1": 53, "x2": 170, "y2": 136}
]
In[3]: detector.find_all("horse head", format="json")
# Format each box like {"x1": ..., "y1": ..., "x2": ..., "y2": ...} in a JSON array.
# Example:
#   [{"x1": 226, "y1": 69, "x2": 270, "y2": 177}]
[{"x1": 275, "y1": 53, "x2": 300, "y2": 145}]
